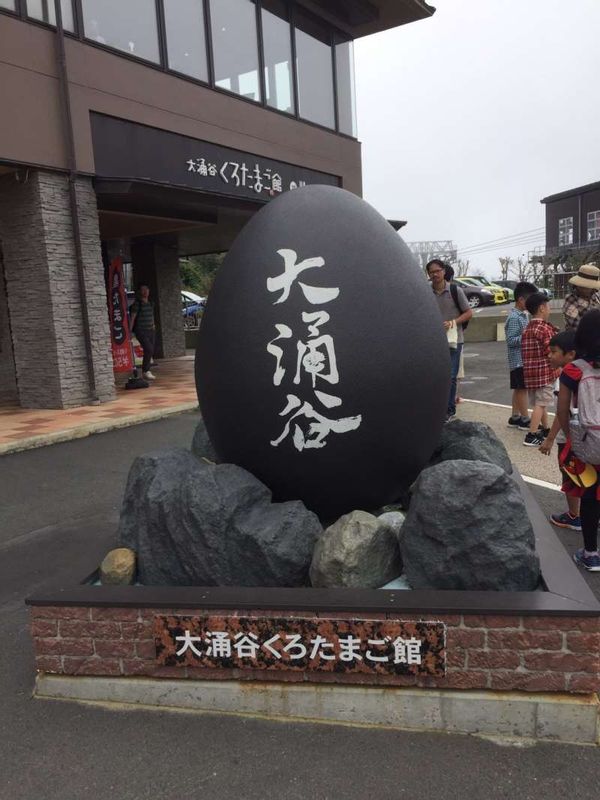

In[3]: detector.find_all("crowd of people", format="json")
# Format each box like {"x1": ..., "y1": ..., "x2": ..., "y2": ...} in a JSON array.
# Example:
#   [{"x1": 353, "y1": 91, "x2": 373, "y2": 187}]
[{"x1": 427, "y1": 259, "x2": 600, "y2": 573}]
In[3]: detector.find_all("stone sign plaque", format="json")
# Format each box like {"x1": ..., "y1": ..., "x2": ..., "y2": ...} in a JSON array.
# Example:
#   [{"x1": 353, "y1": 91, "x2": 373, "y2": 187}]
[{"x1": 155, "y1": 616, "x2": 446, "y2": 676}]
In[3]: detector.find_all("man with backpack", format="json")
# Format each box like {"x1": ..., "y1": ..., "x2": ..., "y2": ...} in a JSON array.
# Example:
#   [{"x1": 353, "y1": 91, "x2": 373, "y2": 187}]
[{"x1": 426, "y1": 259, "x2": 473, "y2": 420}]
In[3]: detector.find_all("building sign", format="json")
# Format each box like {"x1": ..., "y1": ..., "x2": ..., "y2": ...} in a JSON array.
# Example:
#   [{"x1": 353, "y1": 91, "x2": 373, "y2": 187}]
[
  {"x1": 155, "y1": 616, "x2": 446, "y2": 676},
  {"x1": 91, "y1": 113, "x2": 340, "y2": 202},
  {"x1": 107, "y1": 257, "x2": 133, "y2": 373}
]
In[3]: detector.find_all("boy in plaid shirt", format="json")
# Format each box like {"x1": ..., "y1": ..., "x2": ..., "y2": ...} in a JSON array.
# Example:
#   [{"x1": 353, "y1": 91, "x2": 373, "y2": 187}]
[{"x1": 521, "y1": 292, "x2": 559, "y2": 446}]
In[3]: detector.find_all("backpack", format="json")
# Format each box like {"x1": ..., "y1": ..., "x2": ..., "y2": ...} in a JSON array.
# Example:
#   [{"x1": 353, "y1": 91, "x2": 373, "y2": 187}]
[
  {"x1": 449, "y1": 282, "x2": 470, "y2": 330},
  {"x1": 569, "y1": 359, "x2": 600, "y2": 463}
]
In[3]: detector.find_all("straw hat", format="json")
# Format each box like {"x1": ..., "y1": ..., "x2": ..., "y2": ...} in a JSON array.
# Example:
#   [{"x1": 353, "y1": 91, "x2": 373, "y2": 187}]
[{"x1": 568, "y1": 263, "x2": 600, "y2": 289}]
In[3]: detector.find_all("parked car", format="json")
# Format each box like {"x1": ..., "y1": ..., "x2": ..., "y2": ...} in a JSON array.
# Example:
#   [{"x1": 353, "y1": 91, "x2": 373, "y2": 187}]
[
  {"x1": 494, "y1": 279, "x2": 554, "y2": 301},
  {"x1": 459, "y1": 275, "x2": 510, "y2": 303},
  {"x1": 453, "y1": 278, "x2": 497, "y2": 308},
  {"x1": 181, "y1": 289, "x2": 206, "y2": 329}
]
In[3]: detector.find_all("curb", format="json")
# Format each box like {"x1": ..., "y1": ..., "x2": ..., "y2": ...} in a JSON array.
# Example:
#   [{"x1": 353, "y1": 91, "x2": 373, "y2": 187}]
[
  {"x1": 35, "y1": 675, "x2": 600, "y2": 746},
  {"x1": 0, "y1": 402, "x2": 199, "y2": 457}
]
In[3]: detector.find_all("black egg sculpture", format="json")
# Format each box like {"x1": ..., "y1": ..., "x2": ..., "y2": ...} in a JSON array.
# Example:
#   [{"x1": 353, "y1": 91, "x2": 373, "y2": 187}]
[{"x1": 196, "y1": 185, "x2": 450, "y2": 520}]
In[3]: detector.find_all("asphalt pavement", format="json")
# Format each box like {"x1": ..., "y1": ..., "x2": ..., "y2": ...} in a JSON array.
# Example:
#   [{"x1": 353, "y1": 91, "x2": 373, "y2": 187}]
[{"x1": 1, "y1": 391, "x2": 599, "y2": 799}]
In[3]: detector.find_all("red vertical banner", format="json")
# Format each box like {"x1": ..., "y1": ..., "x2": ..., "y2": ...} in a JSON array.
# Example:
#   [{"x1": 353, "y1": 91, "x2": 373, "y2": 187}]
[{"x1": 107, "y1": 257, "x2": 134, "y2": 373}]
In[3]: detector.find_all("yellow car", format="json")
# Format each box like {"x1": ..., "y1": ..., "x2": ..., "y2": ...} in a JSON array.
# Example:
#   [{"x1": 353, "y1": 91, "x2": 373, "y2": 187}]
[{"x1": 458, "y1": 276, "x2": 509, "y2": 304}]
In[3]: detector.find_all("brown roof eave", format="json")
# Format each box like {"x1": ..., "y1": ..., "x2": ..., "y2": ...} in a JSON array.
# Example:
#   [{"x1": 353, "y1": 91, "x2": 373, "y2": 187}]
[{"x1": 295, "y1": 0, "x2": 435, "y2": 40}]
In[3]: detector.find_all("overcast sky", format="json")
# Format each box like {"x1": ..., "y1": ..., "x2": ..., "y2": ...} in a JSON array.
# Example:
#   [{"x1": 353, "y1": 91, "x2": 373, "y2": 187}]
[{"x1": 354, "y1": 0, "x2": 600, "y2": 276}]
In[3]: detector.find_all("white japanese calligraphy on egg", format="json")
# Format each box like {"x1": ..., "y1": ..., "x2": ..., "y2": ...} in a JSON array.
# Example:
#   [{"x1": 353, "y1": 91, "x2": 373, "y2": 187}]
[{"x1": 266, "y1": 248, "x2": 362, "y2": 452}]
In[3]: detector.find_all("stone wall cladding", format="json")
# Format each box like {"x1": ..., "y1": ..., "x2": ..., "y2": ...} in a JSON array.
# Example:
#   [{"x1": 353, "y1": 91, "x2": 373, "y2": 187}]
[
  {"x1": 0, "y1": 247, "x2": 18, "y2": 404},
  {"x1": 0, "y1": 171, "x2": 114, "y2": 408},
  {"x1": 154, "y1": 243, "x2": 186, "y2": 359},
  {"x1": 29, "y1": 607, "x2": 600, "y2": 694},
  {"x1": 0, "y1": 172, "x2": 63, "y2": 407}
]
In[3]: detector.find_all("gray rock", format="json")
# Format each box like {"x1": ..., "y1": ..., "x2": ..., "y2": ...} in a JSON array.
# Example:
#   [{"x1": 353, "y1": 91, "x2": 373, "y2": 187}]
[
  {"x1": 191, "y1": 418, "x2": 218, "y2": 463},
  {"x1": 310, "y1": 510, "x2": 403, "y2": 589},
  {"x1": 377, "y1": 510, "x2": 406, "y2": 539},
  {"x1": 432, "y1": 420, "x2": 512, "y2": 474},
  {"x1": 118, "y1": 449, "x2": 322, "y2": 587},
  {"x1": 400, "y1": 460, "x2": 540, "y2": 591}
]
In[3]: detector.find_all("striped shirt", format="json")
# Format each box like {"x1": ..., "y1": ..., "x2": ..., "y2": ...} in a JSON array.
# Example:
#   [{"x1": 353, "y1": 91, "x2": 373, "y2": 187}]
[{"x1": 130, "y1": 300, "x2": 155, "y2": 331}]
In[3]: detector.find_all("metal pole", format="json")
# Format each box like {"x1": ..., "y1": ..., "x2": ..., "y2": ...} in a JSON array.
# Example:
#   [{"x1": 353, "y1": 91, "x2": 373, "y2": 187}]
[{"x1": 53, "y1": 0, "x2": 99, "y2": 403}]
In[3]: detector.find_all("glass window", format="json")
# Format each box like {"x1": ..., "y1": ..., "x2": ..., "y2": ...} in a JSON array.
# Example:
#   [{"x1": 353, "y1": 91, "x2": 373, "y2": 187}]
[
  {"x1": 558, "y1": 217, "x2": 574, "y2": 246},
  {"x1": 82, "y1": 0, "x2": 159, "y2": 63},
  {"x1": 335, "y1": 38, "x2": 357, "y2": 137},
  {"x1": 26, "y1": 0, "x2": 74, "y2": 30},
  {"x1": 261, "y1": 0, "x2": 294, "y2": 114},
  {"x1": 0, "y1": 1, "x2": 17, "y2": 11},
  {"x1": 210, "y1": 0, "x2": 261, "y2": 103},
  {"x1": 295, "y1": 10, "x2": 334, "y2": 129},
  {"x1": 588, "y1": 210, "x2": 600, "y2": 242},
  {"x1": 164, "y1": 0, "x2": 208, "y2": 81}
]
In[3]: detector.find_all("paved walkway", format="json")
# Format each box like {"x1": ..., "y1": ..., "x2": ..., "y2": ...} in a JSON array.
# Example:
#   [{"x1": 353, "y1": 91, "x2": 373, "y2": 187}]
[
  {"x1": 457, "y1": 399, "x2": 561, "y2": 488},
  {"x1": 0, "y1": 355, "x2": 198, "y2": 456}
]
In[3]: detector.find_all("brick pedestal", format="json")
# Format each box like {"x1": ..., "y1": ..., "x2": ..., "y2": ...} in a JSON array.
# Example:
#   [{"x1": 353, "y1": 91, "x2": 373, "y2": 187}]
[
  {"x1": 0, "y1": 170, "x2": 115, "y2": 408},
  {"x1": 29, "y1": 606, "x2": 600, "y2": 694}
]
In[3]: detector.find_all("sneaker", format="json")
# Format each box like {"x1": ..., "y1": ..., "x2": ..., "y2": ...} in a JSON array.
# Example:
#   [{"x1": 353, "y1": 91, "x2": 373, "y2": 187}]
[
  {"x1": 143, "y1": 371, "x2": 156, "y2": 380},
  {"x1": 523, "y1": 431, "x2": 544, "y2": 447},
  {"x1": 518, "y1": 416, "x2": 532, "y2": 430},
  {"x1": 538, "y1": 426, "x2": 551, "y2": 438},
  {"x1": 507, "y1": 415, "x2": 522, "y2": 428},
  {"x1": 573, "y1": 548, "x2": 600, "y2": 572},
  {"x1": 445, "y1": 413, "x2": 456, "y2": 423},
  {"x1": 550, "y1": 512, "x2": 582, "y2": 531}
]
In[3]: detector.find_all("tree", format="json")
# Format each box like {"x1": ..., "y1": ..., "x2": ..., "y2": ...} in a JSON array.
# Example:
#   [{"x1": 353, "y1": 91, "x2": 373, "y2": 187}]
[
  {"x1": 180, "y1": 253, "x2": 226, "y2": 296},
  {"x1": 498, "y1": 256, "x2": 514, "y2": 281},
  {"x1": 456, "y1": 258, "x2": 471, "y2": 276}
]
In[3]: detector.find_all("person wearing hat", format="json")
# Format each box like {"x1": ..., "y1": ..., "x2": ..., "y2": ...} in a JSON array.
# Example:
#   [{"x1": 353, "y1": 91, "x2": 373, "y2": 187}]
[{"x1": 562, "y1": 263, "x2": 600, "y2": 331}]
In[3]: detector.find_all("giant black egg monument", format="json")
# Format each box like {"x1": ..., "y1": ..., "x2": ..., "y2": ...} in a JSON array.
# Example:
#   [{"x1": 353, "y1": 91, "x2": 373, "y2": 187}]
[{"x1": 196, "y1": 186, "x2": 450, "y2": 520}]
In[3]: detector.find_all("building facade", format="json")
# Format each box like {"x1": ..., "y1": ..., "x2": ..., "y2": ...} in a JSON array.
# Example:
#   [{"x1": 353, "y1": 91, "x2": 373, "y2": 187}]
[
  {"x1": 0, "y1": 0, "x2": 434, "y2": 409},
  {"x1": 541, "y1": 180, "x2": 600, "y2": 255}
]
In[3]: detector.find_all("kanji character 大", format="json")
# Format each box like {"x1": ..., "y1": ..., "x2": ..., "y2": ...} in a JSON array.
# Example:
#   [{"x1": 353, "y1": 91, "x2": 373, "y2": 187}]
[
  {"x1": 175, "y1": 630, "x2": 203, "y2": 657},
  {"x1": 267, "y1": 249, "x2": 339, "y2": 306}
]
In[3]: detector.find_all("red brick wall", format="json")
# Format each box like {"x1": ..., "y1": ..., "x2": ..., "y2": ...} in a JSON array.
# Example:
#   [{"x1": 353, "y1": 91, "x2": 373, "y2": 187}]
[{"x1": 30, "y1": 606, "x2": 600, "y2": 694}]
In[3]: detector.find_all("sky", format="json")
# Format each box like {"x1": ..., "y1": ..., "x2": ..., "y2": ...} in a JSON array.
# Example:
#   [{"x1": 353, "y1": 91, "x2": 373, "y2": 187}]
[{"x1": 354, "y1": 0, "x2": 600, "y2": 277}]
